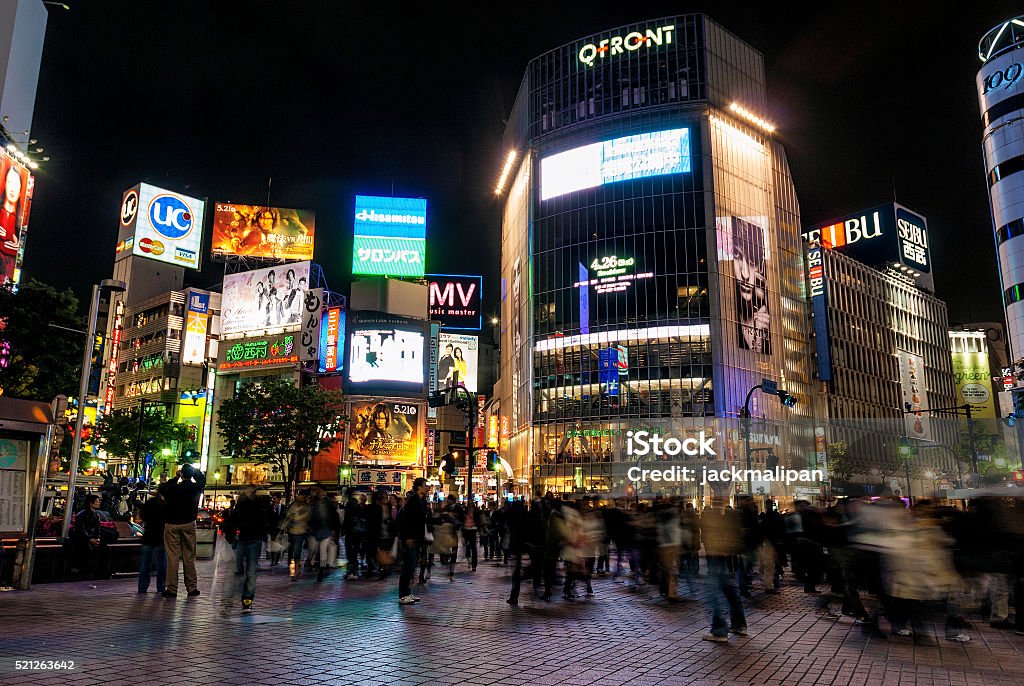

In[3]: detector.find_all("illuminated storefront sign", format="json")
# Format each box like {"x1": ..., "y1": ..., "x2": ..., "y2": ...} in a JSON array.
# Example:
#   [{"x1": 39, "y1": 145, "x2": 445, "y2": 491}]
[
  {"x1": 577, "y1": 24, "x2": 676, "y2": 67},
  {"x1": 104, "y1": 300, "x2": 125, "y2": 410},
  {"x1": 181, "y1": 291, "x2": 210, "y2": 366},
  {"x1": 219, "y1": 335, "x2": 297, "y2": 371},
  {"x1": 352, "y1": 195, "x2": 426, "y2": 278},
  {"x1": 488, "y1": 415, "x2": 499, "y2": 448},
  {"x1": 349, "y1": 401, "x2": 421, "y2": 465},
  {"x1": 535, "y1": 324, "x2": 710, "y2": 352},
  {"x1": 540, "y1": 128, "x2": 691, "y2": 200},
  {"x1": 318, "y1": 307, "x2": 345, "y2": 374}
]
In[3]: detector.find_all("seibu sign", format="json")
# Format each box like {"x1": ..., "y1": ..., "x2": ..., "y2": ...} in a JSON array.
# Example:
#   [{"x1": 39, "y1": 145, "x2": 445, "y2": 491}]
[
  {"x1": 578, "y1": 24, "x2": 675, "y2": 67},
  {"x1": 802, "y1": 202, "x2": 933, "y2": 293},
  {"x1": 427, "y1": 274, "x2": 482, "y2": 331}
]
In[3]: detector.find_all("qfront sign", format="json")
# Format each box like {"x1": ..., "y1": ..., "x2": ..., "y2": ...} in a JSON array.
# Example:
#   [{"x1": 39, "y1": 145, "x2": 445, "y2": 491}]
[
  {"x1": 802, "y1": 202, "x2": 933, "y2": 292},
  {"x1": 578, "y1": 24, "x2": 676, "y2": 67}
]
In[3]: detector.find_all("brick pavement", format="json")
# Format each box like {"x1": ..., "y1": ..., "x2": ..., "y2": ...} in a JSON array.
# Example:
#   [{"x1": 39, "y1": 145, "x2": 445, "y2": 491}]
[{"x1": 2, "y1": 553, "x2": 1024, "y2": 686}]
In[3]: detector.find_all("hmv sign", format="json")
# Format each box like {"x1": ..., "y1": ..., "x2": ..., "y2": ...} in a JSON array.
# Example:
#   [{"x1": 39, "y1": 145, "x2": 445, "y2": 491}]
[
  {"x1": 802, "y1": 202, "x2": 933, "y2": 293},
  {"x1": 427, "y1": 274, "x2": 483, "y2": 330}
]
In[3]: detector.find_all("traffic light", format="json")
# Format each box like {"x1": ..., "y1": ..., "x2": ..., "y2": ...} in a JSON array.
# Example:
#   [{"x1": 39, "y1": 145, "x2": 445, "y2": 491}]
[
  {"x1": 338, "y1": 466, "x2": 351, "y2": 484},
  {"x1": 180, "y1": 447, "x2": 196, "y2": 464},
  {"x1": 438, "y1": 452, "x2": 458, "y2": 476},
  {"x1": 777, "y1": 391, "x2": 798, "y2": 407},
  {"x1": 485, "y1": 450, "x2": 500, "y2": 471},
  {"x1": 898, "y1": 437, "x2": 913, "y2": 460},
  {"x1": 1013, "y1": 470, "x2": 1024, "y2": 484}
]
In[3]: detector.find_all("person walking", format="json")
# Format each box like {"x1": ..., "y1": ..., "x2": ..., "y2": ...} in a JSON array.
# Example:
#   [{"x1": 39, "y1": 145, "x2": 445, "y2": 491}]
[
  {"x1": 701, "y1": 497, "x2": 747, "y2": 642},
  {"x1": 223, "y1": 486, "x2": 273, "y2": 612},
  {"x1": 460, "y1": 499, "x2": 481, "y2": 571},
  {"x1": 654, "y1": 499, "x2": 684, "y2": 602},
  {"x1": 309, "y1": 488, "x2": 342, "y2": 583},
  {"x1": 159, "y1": 464, "x2": 206, "y2": 598},
  {"x1": 397, "y1": 478, "x2": 429, "y2": 605},
  {"x1": 138, "y1": 491, "x2": 167, "y2": 594},
  {"x1": 506, "y1": 497, "x2": 529, "y2": 606},
  {"x1": 279, "y1": 489, "x2": 311, "y2": 580},
  {"x1": 342, "y1": 489, "x2": 367, "y2": 580}
]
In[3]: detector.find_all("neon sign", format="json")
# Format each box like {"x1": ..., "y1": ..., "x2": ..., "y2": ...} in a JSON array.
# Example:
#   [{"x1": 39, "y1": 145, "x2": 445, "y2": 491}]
[
  {"x1": 104, "y1": 300, "x2": 124, "y2": 410},
  {"x1": 575, "y1": 255, "x2": 653, "y2": 294},
  {"x1": 578, "y1": 24, "x2": 675, "y2": 67},
  {"x1": 219, "y1": 335, "x2": 298, "y2": 370}
]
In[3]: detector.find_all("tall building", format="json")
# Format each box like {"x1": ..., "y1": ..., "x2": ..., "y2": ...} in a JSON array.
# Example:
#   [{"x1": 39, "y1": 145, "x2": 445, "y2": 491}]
[
  {"x1": 978, "y1": 16, "x2": 1024, "y2": 364},
  {"x1": 494, "y1": 15, "x2": 814, "y2": 498}
]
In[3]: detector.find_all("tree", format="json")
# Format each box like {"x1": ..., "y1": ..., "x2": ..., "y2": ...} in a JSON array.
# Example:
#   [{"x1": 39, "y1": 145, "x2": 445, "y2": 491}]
[
  {"x1": 217, "y1": 379, "x2": 346, "y2": 499},
  {"x1": 826, "y1": 442, "x2": 853, "y2": 484},
  {"x1": 0, "y1": 279, "x2": 85, "y2": 402},
  {"x1": 91, "y1": 406, "x2": 193, "y2": 477}
]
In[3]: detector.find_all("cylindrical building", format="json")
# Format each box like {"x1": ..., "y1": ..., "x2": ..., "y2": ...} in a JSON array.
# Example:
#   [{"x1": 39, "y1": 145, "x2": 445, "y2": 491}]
[
  {"x1": 978, "y1": 16, "x2": 1024, "y2": 364},
  {"x1": 494, "y1": 15, "x2": 814, "y2": 497}
]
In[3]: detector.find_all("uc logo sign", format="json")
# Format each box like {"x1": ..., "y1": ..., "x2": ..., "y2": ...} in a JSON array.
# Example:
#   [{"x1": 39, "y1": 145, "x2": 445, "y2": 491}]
[{"x1": 148, "y1": 194, "x2": 193, "y2": 239}]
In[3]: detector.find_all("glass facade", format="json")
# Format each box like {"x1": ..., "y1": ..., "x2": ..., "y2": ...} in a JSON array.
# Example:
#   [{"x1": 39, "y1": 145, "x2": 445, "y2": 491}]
[{"x1": 498, "y1": 15, "x2": 813, "y2": 496}]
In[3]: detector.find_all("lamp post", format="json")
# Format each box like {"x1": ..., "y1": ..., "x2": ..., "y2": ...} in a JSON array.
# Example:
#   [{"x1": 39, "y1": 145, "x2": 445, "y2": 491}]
[
  {"x1": 741, "y1": 380, "x2": 797, "y2": 499},
  {"x1": 212, "y1": 470, "x2": 221, "y2": 509},
  {"x1": 62, "y1": 279, "x2": 126, "y2": 540}
]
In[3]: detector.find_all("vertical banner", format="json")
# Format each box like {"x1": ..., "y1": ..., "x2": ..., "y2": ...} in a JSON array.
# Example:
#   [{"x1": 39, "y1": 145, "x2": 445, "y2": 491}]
[
  {"x1": 299, "y1": 288, "x2": 323, "y2": 363},
  {"x1": 475, "y1": 394, "x2": 486, "y2": 457},
  {"x1": 578, "y1": 262, "x2": 590, "y2": 335},
  {"x1": 426, "y1": 428, "x2": 436, "y2": 467},
  {"x1": 182, "y1": 291, "x2": 210, "y2": 365},
  {"x1": 318, "y1": 307, "x2": 344, "y2": 373},
  {"x1": 427, "y1": 321, "x2": 440, "y2": 423},
  {"x1": 104, "y1": 300, "x2": 125, "y2": 411},
  {"x1": 898, "y1": 350, "x2": 931, "y2": 441}
]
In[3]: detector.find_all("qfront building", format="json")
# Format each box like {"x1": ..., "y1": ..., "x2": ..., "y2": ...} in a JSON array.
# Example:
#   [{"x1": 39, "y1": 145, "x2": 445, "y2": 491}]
[{"x1": 495, "y1": 15, "x2": 814, "y2": 498}]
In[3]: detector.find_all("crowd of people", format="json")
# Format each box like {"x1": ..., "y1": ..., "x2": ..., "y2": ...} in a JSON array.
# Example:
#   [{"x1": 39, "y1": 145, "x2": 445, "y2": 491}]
[{"x1": 70, "y1": 473, "x2": 1024, "y2": 642}]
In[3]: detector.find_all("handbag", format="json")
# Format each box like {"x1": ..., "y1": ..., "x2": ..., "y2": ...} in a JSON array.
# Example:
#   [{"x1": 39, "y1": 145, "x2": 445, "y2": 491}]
[
  {"x1": 424, "y1": 524, "x2": 434, "y2": 543},
  {"x1": 267, "y1": 534, "x2": 286, "y2": 553}
]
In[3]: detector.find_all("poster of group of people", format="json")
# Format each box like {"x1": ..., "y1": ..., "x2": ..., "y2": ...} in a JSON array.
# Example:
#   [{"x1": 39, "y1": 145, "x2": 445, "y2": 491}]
[{"x1": 221, "y1": 261, "x2": 310, "y2": 336}]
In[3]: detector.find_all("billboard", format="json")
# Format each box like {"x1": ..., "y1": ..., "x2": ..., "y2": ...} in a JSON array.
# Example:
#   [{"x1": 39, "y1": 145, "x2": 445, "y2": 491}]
[
  {"x1": 718, "y1": 216, "x2": 772, "y2": 354},
  {"x1": 540, "y1": 128, "x2": 691, "y2": 201},
  {"x1": 221, "y1": 261, "x2": 310, "y2": 336},
  {"x1": 427, "y1": 274, "x2": 483, "y2": 330},
  {"x1": 298, "y1": 288, "x2": 323, "y2": 363},
  {"x1": 0, "y1": 150, "x2": 34, "y2": 288},
  {"x1": 805, "y1": 244, "x2": 833, "y2": 381},
  {"x1": 318, "y1": 307, "x2": 345, "y2": 374},
  {"x1": 951, "y1": 339, "x2": 996, "y2": 419},
  {"x1": 181, "y1": 291, "x2": 210, "y2": 365},
  {"x1": 218, "y1": 334, "x2": 298, "y2": 371},
  {"x1": 437, "y1": 332, "x2": 478, "y2": 393},
  {"x1": 352, "y1": 195, "x2": 426, "y2": 278},
  {"x1": 349, "y1": 400, "x2": 421, "y2": 464},
  {"x1": 802, "y1": 203, "x2": 933, "y2": 292},
  {"x1": 211, "y1": 203, "x2": 315, "y2": 260},
  {"x1": 347, "y1": 311, "x2": 427, "y2": 395},
  {"x1": 898, "y1": 350, "x2": 931, "y2": 441},
  {"x1": 119, "y1": 183, "x2": 206, "y2": 270}
]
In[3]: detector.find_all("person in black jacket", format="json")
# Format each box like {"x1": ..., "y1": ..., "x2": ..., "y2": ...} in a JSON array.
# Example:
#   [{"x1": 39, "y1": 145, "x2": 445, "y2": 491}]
[
  {"x1": 138, "y1": 492, "x2": 167, "y2": 593},
  {"x1": 159, "y1": 464, "x2": 206, "y2": 598},
  {"x1": 224, "y1": 486, "x2": 273, "y2": 612},
  {"x1": 72, "y1": 494, "x2": 108, "y2": 579},
  {"x1": 342, "y1": 489, "x2": 366, "y2": 580},
  {"x1": 397, "y1": 478, "x2": 428, "y2": 605},
  {"x1": 309, "y1": 488, "x2": 342, "y2": 583},
  {"x1": 505, "y1": 498, "x2": 530, "y2": 605}
]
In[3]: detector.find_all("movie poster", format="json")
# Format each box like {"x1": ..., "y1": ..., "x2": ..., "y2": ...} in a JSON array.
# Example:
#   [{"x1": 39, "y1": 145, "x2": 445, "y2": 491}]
[
  {"x1": 348, "y1": 401, "x2": 420, "y2": 464},
  {"x1": 212, "y1": 203, "x2": 315, "y2": 260}
]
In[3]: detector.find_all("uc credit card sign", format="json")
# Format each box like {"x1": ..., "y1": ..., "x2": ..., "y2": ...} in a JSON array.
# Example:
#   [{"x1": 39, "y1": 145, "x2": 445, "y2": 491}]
[
  {"x1": 352, "y1": 195, "x2": 426, "y2": 278},
  {"x1": 124, "y1": 183, "x2": 206, "y2": 270}
]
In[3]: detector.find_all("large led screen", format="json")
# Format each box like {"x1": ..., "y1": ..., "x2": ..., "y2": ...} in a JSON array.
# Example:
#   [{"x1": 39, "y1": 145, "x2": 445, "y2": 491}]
[
  {"x1": 212, "y1": 203, "x2": 315, "y2": 260},
  {"x1": 347, "y1": 312, "x2": 427, "y2": 394},
  {"x1": 352, "y1": 195, "x2": 426, "y2": 278},
  {"x1": 125, "y1": 183, "x2": 207, "y2": 270},
  {"x1": 540, "y1": 128, "x2": 690, "y2": 200},
  {"x1": 427, "y1": 274, "x2": 482, "y2": 330},
  {"x1": 0, "y1": 150, "x2": 34, "y2": 288},
  {"x1": 437, "y1": 332, "x2": 478, "y2": 393},
  {"x1": 221, "y1": 262, "x2": 311, "y2": 336}
]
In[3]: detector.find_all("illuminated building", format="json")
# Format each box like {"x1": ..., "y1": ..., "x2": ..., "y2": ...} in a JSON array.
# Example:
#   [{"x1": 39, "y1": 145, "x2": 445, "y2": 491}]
[
  {"x1": 978, "y1": 16, "x2": 1024, "y2": 367},
  {"x1": 494, "y1": 15, "x2": 814, "y2": 497}
]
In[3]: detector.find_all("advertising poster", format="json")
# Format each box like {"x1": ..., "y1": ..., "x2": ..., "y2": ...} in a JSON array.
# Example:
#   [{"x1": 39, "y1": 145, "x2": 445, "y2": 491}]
[
  {"x1": 211, "y1": 203, "x2": 315, "y2": 260},
  {"x1": 952, "y1": 349, "x2": 996, "y2": 419},
  {"x1": 898, "y1": 350, "x2": 931, "y2": 441},
  {"x1": 0, "y1": 150, "x2": 34, "y2": 288},
  {"x1": 349, "y1": 400, "x2": 421, "y2": 464},
  {"x1": 221, "y1": 261, "x2": 310, "y2": 336},
  {"x1": 427, "y1": 274, "x2": 483, "y2": 330},
  {"x1": 181, "y1": 291, "x2": 210, "y2": 365},
  {"x1": 352, "y1": 195, "x2": 426, "y2": 278},
  {"x1": 127, "y1": 183, "x2": 207, "y2": 270},
  {"x1": 437, "y1": 332, "x2": 478, "y2": 393},
  {"x1": 347, "y1": 312, "x2": 427, "y2": 394},
  {"x1": 298, "y1": 288, "x2": 323, "y2": 363},
  {"x1": 218, "y1": 334, "x2": 298, "y2": 371},
  {"x1": 318, "y1": 307, "x2": 345, "y2": 374},
  {"x1": 718, "y1": 216, "x2": 772, "y2": 354}
]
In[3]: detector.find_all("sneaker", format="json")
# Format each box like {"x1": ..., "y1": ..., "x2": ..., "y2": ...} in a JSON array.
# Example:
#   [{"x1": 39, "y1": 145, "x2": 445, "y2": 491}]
[
  {"x1": 410, "y1": 595, "x2": 421, "y2": 601},
  {"x1": 894, "y1": 629, "x2": 913, "y2": 637},
  {"x1": 946, "y1": 633, "x2": 970, "y2": 642},
  {"x1": 507, "y1": 598, "x2": 518, "y2": 607},
  {"x1": 398, "y1": 595, "x2": 419, "y2": 605},
  {"x1": 702, "y1": 633, "x2": 729, "y2": 643},
  {"x1": 730, "y1": 626, "x2": 748, "y2": 636},
  {"x1": 242, "y1": 599, "x2": 253, "y2": 614},
  {"x1": 161, "y1": 590, "x2": 177, "y2": 598},
  {"x1": 187, "y1": 589, "x2": 201, "y2": 598}
]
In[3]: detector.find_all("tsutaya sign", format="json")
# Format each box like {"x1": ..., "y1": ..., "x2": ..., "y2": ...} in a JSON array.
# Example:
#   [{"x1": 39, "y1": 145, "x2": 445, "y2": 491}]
[
  {"x1": 578, "y1": 24, "x2": 676, "y2": 67},
  {"x1": 802, "y1": 202, "x2": 933, "y2": 293}
]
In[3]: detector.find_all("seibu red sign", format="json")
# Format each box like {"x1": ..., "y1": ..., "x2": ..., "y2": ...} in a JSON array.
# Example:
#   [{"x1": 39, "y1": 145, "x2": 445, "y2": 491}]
[{"x1": 427, "y1": 274, "x2": 482, "y2": 331}]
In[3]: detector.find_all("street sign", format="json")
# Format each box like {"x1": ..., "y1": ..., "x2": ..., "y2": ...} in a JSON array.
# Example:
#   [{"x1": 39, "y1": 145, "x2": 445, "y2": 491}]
[{"x1": 761, "y1": 379, "x2": 777, "y2": 395}]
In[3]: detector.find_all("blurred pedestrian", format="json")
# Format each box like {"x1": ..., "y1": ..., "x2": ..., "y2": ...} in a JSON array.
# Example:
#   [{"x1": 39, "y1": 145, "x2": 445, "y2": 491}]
[
  {"x1": 279, "y1": 489, "x2": 311, "y2": 581},
  {"x1": 223, "y1": 486, "x2": 273, "y2": 612},
  {"x1": 397, "y1": 478, "x2": 429, "y2": 605},
  {"x1": 701, "y1": 497, "x2": 747, "y2": 642}
]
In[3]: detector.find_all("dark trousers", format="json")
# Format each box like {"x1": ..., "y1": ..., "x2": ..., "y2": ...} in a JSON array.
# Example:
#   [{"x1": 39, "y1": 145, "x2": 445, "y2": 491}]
[
  {"x1": 399, "y1": 540, "x2": 421, "y2": 598},
  {"x1": 509, "y1": 552, "x2": 525, "y2": 602},
  {"x1": 708, "y1": 555, "x2": 746, "y2": 636},
  {"x1": 345, "y1": 534, "x2": 362, "y2": 576},
  {"x1": 796, "y1": 538, "x2": 823, "y2": 591},
  {"x1": 138, "y1": 544, "x2": 166, "y2": 592},
  {"x1": 462, "y1": 529, "x2": 478, "y2": 569},
  {"x1": 235, "y1": 540, "x2": 261, "y2": 601}
]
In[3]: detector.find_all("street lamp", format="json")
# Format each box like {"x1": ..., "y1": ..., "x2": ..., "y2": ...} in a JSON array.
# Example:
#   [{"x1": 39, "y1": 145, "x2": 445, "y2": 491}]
[
  {"x1": 741, "y1": 379, "x2": 798, "y2": 498},
  {"x1": 62, "y1": 278, "x2": 126, "y2": 540},
  {"x1": 212, "y1": 470, "x2": 221, "y2": 509}
]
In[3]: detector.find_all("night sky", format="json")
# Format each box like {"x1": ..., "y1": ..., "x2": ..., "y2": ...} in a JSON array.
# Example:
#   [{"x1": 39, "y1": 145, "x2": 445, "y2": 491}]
[{"x1": 21, "y1": 1, "x2": 1023, "y2": 326}]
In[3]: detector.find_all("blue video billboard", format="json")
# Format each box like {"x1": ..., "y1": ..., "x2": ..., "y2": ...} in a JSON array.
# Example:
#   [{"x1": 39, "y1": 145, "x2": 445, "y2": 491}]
[{"x1": 352, "y1": 195, "x2": 426, "y2": 277}]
